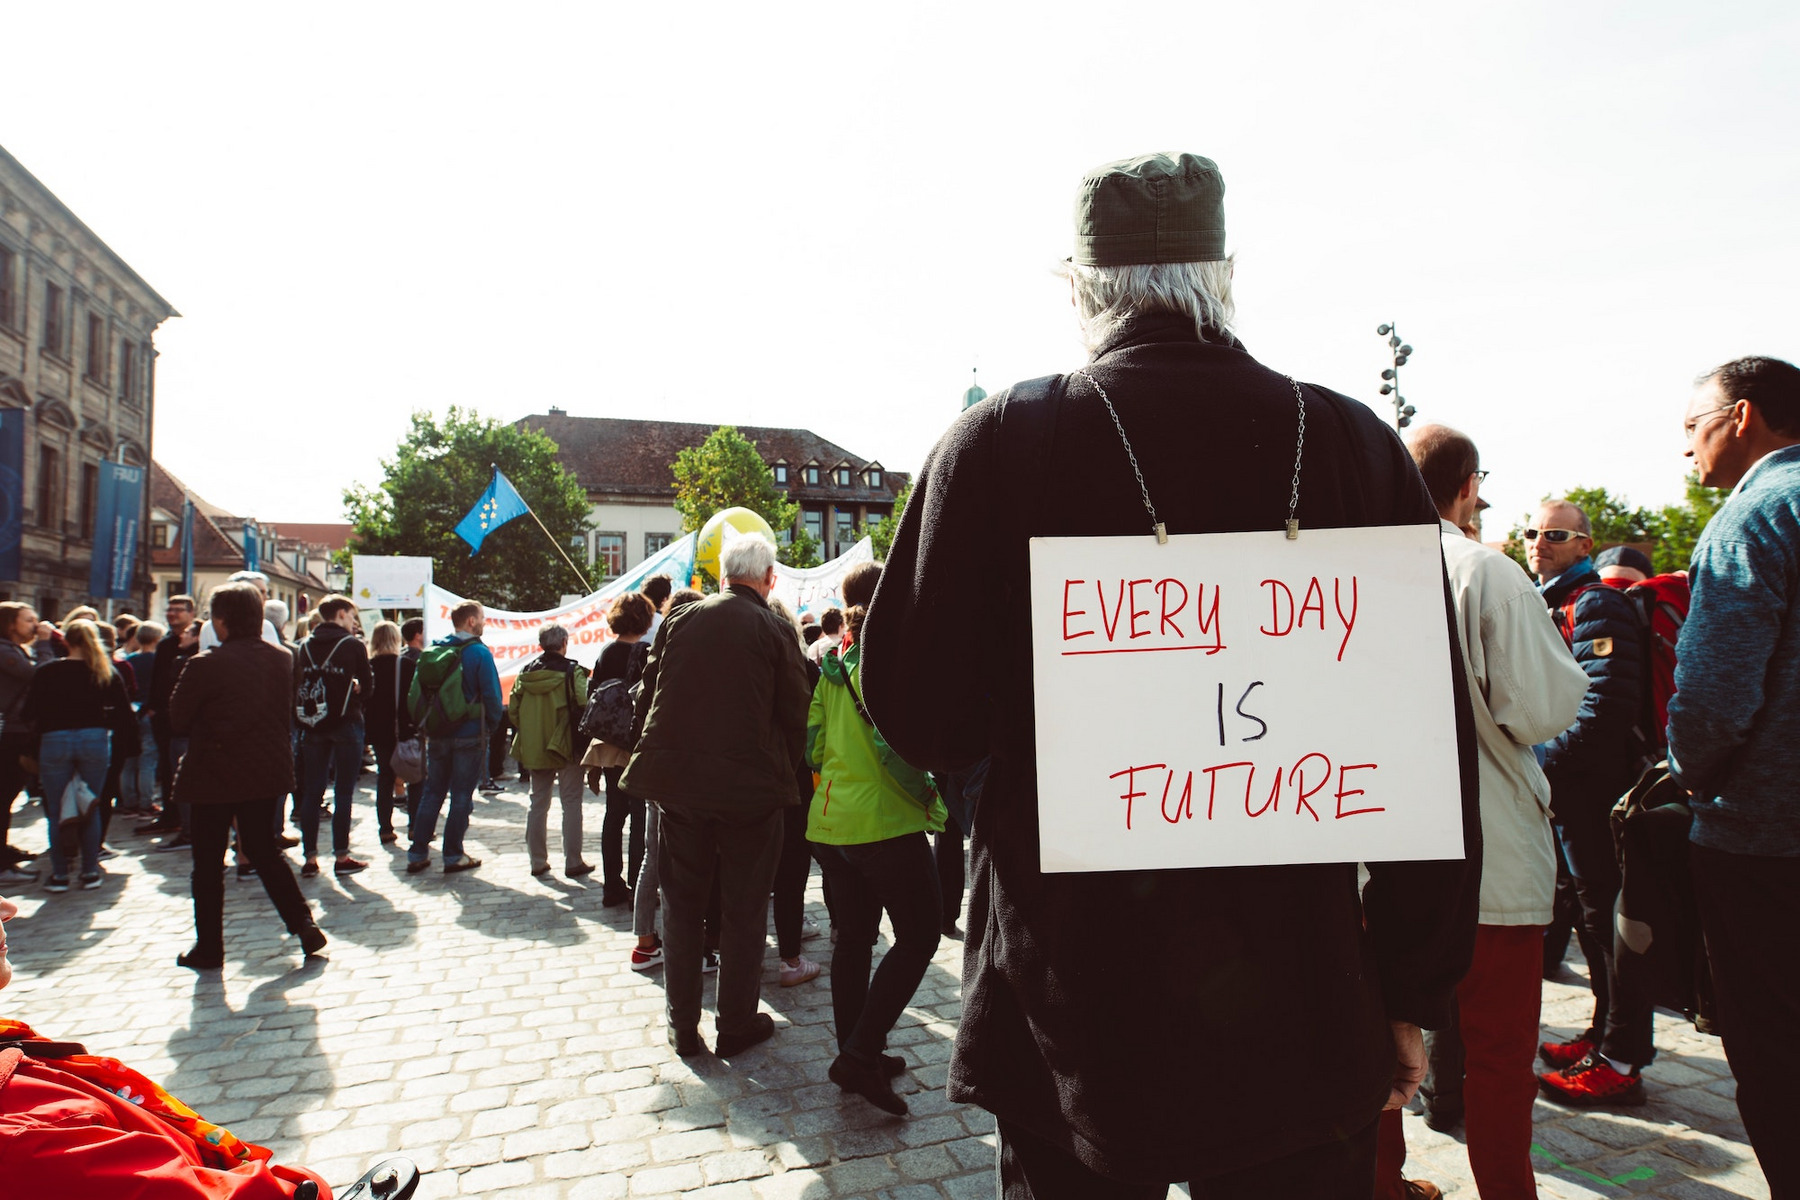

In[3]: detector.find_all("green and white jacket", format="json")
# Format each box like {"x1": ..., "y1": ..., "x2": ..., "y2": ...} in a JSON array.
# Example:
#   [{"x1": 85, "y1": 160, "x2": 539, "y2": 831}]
[{"x1": 805, "y1": 643, "x2": 945, "y2": 846}]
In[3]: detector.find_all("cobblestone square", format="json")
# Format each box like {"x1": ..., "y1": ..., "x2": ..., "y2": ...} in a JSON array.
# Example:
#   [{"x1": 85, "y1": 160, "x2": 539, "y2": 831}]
[{"x1": 4, "y1": 775, "x2": 1770, "y2": 1198}]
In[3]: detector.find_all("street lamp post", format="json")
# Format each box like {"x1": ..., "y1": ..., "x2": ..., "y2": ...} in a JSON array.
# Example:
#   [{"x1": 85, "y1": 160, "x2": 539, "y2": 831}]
[{"x1": 1376, "y1": 323, "x2": 1416, "y2": 430}]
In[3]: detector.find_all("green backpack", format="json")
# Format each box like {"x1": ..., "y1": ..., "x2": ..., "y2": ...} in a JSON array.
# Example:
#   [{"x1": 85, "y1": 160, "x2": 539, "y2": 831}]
[{"x1": 407, "y1": 642, "x2": 487, "y2": 736}]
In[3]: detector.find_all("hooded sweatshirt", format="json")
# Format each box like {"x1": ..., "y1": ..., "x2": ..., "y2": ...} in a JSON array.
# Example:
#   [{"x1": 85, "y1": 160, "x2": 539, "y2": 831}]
[{"x1": 507, "y1": 651, "x2": 588, "y2": 770}]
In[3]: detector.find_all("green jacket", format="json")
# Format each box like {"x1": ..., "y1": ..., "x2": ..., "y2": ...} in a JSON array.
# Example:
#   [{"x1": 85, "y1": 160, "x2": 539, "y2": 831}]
[
  {"x1": 506, "y1": 652, "x2": 589, "y2": 770},
  {"x1": 806, "y1": 643, "x2": 945, "y2": 845},
  {"x1": 621, "y1": 585, "x2": 811, "y2": 812}
]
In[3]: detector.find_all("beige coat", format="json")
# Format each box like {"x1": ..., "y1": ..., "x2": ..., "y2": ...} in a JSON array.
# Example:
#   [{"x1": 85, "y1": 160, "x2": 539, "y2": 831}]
[{"x1": 1440, "y1": 520, "x2": 1590, "y2": 924}]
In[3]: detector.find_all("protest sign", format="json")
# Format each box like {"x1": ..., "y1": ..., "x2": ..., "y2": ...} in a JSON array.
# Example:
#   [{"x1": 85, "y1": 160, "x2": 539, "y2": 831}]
[
  {"x1": 1029, "y1": 524, "x2": 1461, "y2": 873},
  {"x1": 352, "y1": 555, "x2": 434, "y2": 609},
  {"x1": 769, "y1": 537, "x2": 873, "y2": 617},
  {"x1": 424, "y1": 533, "x2": 697, "y2": 690}
]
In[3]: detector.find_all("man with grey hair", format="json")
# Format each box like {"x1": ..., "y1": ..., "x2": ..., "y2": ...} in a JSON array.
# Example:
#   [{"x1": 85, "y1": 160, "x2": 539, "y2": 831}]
[
  {"x1": 506, "y1": 622, "x2": 593, "y2": 880},
  {"x1": 861, "y1": 153, "x2": 1481, "y2": 1197},
  {"x1": 200, "y1": 570, "x2": 283, "y2": 651},
  {"x1": 622, "y1": 534, "x2": 811, "y2": 1059}
]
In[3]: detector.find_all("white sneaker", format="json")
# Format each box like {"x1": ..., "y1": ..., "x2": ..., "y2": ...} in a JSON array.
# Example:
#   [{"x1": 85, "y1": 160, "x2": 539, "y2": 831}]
[
  {"x1": 801, "y1": 917, "x2": 822, "y2": 940},
  {"x1": 780, "y1": 956, "x2": 821, "y2": 987}
]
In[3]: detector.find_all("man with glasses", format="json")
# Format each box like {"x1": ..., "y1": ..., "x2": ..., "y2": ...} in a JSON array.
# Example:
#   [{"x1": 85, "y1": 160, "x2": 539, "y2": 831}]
[
  {"x1": 1667, "y1": 356, "x2": 1800, "y2": 1193},
  {"x1": 1526, "y1": 500, "x2": 1652, "y2": 1107}
]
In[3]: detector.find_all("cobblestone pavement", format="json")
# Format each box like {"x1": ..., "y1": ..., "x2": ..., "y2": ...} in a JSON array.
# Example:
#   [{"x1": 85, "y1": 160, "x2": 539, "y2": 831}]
[{"x1": 3, "y1": 774, "x2": 1770, "y2": 1199}]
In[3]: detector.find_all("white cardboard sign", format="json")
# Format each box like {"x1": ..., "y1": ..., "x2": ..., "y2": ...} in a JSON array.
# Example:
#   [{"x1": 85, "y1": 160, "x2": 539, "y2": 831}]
[
  {"x1": 1029, "y1": 524, "x2": 1461, "y2": 873},
  {"x1": 352, "y1": 555, "x2": 434, "y2": 609}
]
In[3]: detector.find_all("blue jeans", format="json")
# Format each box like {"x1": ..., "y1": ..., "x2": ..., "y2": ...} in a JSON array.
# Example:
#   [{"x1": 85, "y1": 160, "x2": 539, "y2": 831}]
[
  {"x1": 300, "y1": 721, "x2": 364, "y2": 859},
  {"x1": 410, "y1": 735, "x2": 483, "y2": 865},
  {"x1": 39, "y1": 728, "x2": 110, "y2": 879},
  {"x1": 121, "y1": 712, "x2": 158, "y2": 810}
]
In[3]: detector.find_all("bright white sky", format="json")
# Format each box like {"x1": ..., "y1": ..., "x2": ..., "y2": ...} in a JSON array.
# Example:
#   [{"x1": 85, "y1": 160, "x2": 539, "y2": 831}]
[{"x1": 8, "y1": 2, "x2": 1797, "y2": 532}]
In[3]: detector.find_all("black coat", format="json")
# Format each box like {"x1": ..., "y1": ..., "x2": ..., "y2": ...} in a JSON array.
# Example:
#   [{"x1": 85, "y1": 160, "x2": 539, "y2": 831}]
[
  {"x1": 366, "y1": 654, "x2": 417, "y2": 753},
  {"x1": 860, "y1": 313, "x2": 1482, "y2": 1181},
  {"x1": 169, "y1": 637, "x2": 296, "y2": 806},
  {"x1": 1541, "y1": 565, "x2": 1647, "y2": 809}
]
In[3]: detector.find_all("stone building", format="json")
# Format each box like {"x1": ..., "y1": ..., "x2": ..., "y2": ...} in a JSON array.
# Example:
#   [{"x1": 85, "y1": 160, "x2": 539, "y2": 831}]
[
  {"x1": 519, "y1": 410, "x2": 909, "y2": 578},
  {"x1": 0, "y1": 143, "x2": 178, "y2": 618}
]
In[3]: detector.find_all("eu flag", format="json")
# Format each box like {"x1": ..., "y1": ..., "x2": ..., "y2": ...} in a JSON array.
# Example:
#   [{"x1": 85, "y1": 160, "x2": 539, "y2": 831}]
[{"x1": 455, "y1": 467, "x2": 532, "y2": 555}]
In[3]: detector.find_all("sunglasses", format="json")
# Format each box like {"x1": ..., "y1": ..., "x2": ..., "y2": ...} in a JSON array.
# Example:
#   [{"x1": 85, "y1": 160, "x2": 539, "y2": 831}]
[{"x1": 1522, "y1": 528, "x2": 1588, "y2": 544}]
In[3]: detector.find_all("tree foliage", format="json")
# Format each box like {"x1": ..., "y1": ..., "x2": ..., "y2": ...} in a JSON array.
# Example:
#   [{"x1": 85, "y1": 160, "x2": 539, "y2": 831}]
[
  {"x1": 869, "y1": 480, "x2": 911, "y2": 561},
  {"x1": 670, "y1": 426, "x2": 819, "y2": 572},
  {"x1": 344, "y1": 408, "x2": 592, "y2": 610},
  {"x1": 1503, "y1": 476, "x2": 1729, "y2": 576}
]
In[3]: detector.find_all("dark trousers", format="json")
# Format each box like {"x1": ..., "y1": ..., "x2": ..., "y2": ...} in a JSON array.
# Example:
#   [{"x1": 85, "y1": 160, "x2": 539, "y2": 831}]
[
  {"x1": 1692, "y1": 844, "x2": 1800, "y2": 1197},
  {"x1": 658, "y1": 805, "x2": 784, "y2": 1041},
  {"x1": 1000, "y1": 1114, "x2": 1379, "y2": 1200},
  {"x1": 0, "y1": 730, "x2": 32, "y2": 864},
  {"x1": 601, "y1": 767, "x2": 646, "y2": 893},
  {"x1": 300, "y1": 721, "x2": 364, "y2": 859},
  {"x1": 815, "y1": 832, "x2": 941, "y2": 1064},
  {"x1": 152, "y1": 712, "x2": 174, "y2": 800},
  {"x1": 189, "y1": 798, "x2": 315, "y2": 956},
  {"x1": 1555, "y1": 796, "x2": 1655, "y2": 1065},
  {"x1": 487, "y1": 716, "x2": 511, "y2": 777},
  {"x1": 372, "y1": 744, "x2": 411, "y2": 838},
  {"x1": 934, "y1": 811, "x2": 966, "y2": 930},
  {"x1": 772, "y1": 803, "x2": 812, "y2": 959}
]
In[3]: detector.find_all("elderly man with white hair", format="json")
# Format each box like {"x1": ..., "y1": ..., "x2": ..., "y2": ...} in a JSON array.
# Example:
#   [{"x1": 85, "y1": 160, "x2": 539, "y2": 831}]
[{"x1": 621, "y1": 534, "x2": 811, "y2": 1060}]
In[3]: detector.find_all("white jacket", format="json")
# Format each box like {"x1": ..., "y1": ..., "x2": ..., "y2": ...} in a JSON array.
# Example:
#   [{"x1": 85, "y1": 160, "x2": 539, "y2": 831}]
[{"x1": 1439, "y1": 521, "x2": 1589, "y2": 925}]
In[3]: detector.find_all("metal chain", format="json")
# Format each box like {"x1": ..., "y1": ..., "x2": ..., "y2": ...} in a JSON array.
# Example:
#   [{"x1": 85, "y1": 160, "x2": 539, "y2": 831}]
[
  {"x1": 1286, "y1": 376, "x2": 1306, "y2": 540},
  {"x1": 1074, "y1": 368, "x2": 1308, "y2": 543},
  {"x1": 1073, "y1": 369, "x2": 1164, "y2": 541}
]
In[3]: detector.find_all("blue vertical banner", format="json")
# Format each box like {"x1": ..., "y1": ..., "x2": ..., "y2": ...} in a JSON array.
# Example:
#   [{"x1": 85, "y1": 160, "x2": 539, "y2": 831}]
[
  {"x1": 180, "y1": 496, "x2": 195, "y2": 596},
  {"x1": 0, "y1": 409, "x2": 23, "y2": 581},
  {"x1": 243, "y1": 519, "x2": 258, "y2": 572},
  {"x1": 87, "y1": 462, "x2": 145, "y2": 600}
]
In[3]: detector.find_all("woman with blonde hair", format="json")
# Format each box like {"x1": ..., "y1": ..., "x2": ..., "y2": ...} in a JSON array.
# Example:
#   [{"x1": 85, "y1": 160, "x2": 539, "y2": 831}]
[{"x1": 20, "y1": 619, "x2": 135, "y2": 892}]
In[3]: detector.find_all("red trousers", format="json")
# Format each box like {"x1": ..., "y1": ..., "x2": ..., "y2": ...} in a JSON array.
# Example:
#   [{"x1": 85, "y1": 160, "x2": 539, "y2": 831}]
[{"x1": 1377, "y1": 924, "x2": 1544, "y2": 1199}]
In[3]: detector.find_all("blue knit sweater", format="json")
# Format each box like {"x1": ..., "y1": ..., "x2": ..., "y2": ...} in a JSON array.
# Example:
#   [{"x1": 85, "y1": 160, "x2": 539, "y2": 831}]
[{"x1": 1669, "y1": 444, "x2": 1800, "y2": 855}]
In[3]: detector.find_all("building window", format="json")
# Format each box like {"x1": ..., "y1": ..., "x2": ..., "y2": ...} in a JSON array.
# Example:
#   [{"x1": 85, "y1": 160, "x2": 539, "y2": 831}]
[
  {"x1": 834, "y1": 467, "x2": 852, "y2": 487},
  {"x1": 43, "y1": 282, "x2": 67, "y2": 358},
  {"x1": 80, "y1": 463, "x2": 100, "y2": 538},
  {"x1": 119, "y1": 340, "x2": 137, "y2": 402},
  {"x1": 37, "y1": 447, "x2": 60, "y2": 526},
  {"x1": 835, "y1": 510, "x2": 856, "y2": 548},
  {"x1": 802, "y1": 510, "x2": 823, "y2": 543},
  {"x1": 866, "y1": 468, "x2": 882, "y2": 489},
  {"x1": 152, "y1": 522, "x2": 170, "y2": 549},
  {"x1": 0, "y1": 245, "x2": 16, "y2": 329},
  {"x1": 645, "y1": 531, "x2": 674, "y2": 556},
  {"x1": 804, "y1": 464, "x2": 820, "y2": 486},
  {"x1": 867, "y1": 512, "x2": 883, "y2": 529},
  {"x1": 596, "y1": 532, "x2": 626, "y2": 578},
  {"x1": 569, "y1": 531, "x2": 589, "y2": 558},
  {"x1": 772, "y1": 463, "x2": 788, "y2": 485},
  {"x1": 85, "y1": 313, "x2": 106, "y2": 382}
]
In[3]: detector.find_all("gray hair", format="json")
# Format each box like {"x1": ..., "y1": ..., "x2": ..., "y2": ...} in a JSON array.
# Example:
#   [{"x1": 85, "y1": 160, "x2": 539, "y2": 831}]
[
  {"x1": 264, "y1": 599, "x2": 289, "y2": 631},
  {"x1": 720, "y1": 535, "x2": 776, "y2": 582},
  {"x1": 229, "y1": 569, "x2": 271, "y2": 590},
  {"x1": 538, "y1": 622, "x2": 570, "y2": 652},
  {"x1": 1059, "y1": 257, "x2": 1236, "y2": 354}
]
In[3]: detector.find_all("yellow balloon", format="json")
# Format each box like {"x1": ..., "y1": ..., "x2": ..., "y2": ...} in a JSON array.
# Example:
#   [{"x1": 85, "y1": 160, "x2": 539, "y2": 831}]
[{"x1": 696, "y1": 507, "x2": 777, "y2": 580}]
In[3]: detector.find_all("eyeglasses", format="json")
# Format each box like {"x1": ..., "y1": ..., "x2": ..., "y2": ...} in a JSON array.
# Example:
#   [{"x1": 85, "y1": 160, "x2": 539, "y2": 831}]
[
  {"x1": 1474, "y1": 470, "x2": 1489, "y2": 484},
  {"x1": 1522, "y1": 528, "x2": 1588, "y2": 544},
  {"x1": 1684, "y1": 402, "x2": 1739, "y2": 442}
]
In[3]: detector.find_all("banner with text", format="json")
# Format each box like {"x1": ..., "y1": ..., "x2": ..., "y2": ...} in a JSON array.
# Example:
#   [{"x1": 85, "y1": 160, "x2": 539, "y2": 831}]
[
  {"x1": 769, "y1": 536, "x2": 874, "y2": 617},
  {"x1": 1029, "y1": 524, "x2": 1461, "y2": 873},
  {"x1": 353, "y1": 555, "x2": 435, "y2": 609},
  {"x1": 0, "y1": 409, "x2": 23, "y2": 582},
  {"x1": 424, "y1": 533, "x2": 697, "y2": 689},
  {"x1": 88, "y1": 462, "x2": 145, "y2": 600}
]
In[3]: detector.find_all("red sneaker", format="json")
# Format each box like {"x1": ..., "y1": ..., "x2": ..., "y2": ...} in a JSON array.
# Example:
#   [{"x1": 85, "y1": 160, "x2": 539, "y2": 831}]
[
  {"x1": 1539, "y1": 1055, "x2": 1646, "y2": 1107},
  {"x1": 1538, "y1": 1034, "x2": 1595, "y2": 1069}
]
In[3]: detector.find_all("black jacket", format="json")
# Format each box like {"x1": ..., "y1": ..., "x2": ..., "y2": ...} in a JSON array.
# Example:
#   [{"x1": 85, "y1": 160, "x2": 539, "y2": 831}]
[
  {"x1": 859, "y1": 313, "x2": 1482, "y2": 1181},
  {"x1": 293, "y1": 624, "x2": 374, "y2": 732},
  {"x1": 170, "y1": 637, "x2": 296, "y2": 805},
  {"x1": 366, "y1": 654, "x2": 418, "y2": 752},
  {"x1": 1541, "y1": 564, "x2": 1647, "y2": 808},
  {"x1": 620, "y1": 585, "x2": 811, "y2": 813}
]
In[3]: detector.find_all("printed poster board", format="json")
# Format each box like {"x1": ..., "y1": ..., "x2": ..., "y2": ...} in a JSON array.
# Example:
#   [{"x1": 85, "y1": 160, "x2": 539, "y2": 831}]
[
  {"x1": 352, "y1": 556, "x2": 434, "y2": 609},
  {"x1": 1030, "y1": 524, "x2": 1461, "y2": 873}
]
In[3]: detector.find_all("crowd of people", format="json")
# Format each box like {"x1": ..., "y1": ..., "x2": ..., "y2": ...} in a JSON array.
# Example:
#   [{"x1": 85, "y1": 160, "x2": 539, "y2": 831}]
[{"x1": 1, "y1": 151, "x2": 1795, "y2": 1200}]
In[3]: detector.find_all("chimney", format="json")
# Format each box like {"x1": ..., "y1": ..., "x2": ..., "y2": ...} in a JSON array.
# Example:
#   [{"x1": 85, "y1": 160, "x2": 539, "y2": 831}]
[{"x1": 548, "y1": 406, "x2": 567, "y2": 416}]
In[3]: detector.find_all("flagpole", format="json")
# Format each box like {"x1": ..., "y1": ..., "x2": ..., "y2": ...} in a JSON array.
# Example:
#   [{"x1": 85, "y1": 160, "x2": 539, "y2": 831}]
[{"x1": 525, "y1": 505, "x2": 594, "y2": 594}]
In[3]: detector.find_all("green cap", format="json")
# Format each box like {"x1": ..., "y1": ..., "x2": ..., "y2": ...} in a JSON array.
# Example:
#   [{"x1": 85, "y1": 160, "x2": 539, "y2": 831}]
[{"x1": 1072, "y1": 153, "x2": 1227, "y2": 266}]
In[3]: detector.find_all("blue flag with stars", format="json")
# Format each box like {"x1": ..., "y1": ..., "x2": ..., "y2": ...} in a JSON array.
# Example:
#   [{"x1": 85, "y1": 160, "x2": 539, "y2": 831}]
[{"x1": 455, "y1": 467, "x2": 532, "y2": 555}]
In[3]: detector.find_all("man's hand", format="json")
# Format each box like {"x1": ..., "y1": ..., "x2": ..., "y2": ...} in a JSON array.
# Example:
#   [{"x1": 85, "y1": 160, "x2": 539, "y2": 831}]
[{"x1": 1385, "y1": 1021, "x2": 1426, "y2": 1111}]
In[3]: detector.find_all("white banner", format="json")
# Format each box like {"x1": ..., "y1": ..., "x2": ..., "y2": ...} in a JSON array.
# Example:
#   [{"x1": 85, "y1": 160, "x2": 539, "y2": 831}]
[
  {"x1": 424, "y1": 533, "x2": 697, "y2": 688},
  {"x1": 770, "y1": 537, "x2": 874, "y2": 617},
  {"x1": 352, "y1": 555, "x2": 434, "y2": 609},
  {"x1": 1029, "y1": 524, "x2": 1462, "y2": 873}
]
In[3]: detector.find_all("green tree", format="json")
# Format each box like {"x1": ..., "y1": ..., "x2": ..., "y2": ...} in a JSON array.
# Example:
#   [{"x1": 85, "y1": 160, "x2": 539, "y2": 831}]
[
  {"x1": 344, "y1": 407, "x2": 592, "y2": 610},
  {"x1": 869, "y1": 479, "x2": 912, "y2": 561},
  {"x1": 670, "y1": 425, "x2": 818, "y2": 574},
  {"x1": 1648, "y1": 475, "x2": 1729, "y2": 573}
]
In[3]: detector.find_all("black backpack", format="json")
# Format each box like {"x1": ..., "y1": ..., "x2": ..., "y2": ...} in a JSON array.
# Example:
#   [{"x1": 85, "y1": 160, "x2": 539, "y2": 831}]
[
  {"x1": 296, "y1": 636, "x2": 358, "y2": 730},
  {"x1": 580, "y1": 642, "x2": 650, "y2": 750}
]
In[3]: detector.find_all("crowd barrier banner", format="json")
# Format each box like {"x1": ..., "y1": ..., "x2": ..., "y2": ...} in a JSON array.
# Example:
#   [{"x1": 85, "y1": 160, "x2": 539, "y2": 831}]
[
  {"x1": 1029, "y1": 524, "x2": 1462, "y2": 873},
  {"x1": 425, "y1": 533, "x2": 697, "y2": 689},
  {"x1": 353, "y1": 555, "x2": 434, "y2": 609}
]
